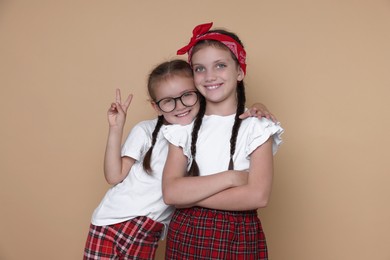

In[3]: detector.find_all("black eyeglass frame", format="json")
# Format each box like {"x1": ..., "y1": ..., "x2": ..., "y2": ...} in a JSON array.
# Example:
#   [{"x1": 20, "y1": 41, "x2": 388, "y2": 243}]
[{"x1": 155, "y1": 91, "x2": 199, "y2": 113}]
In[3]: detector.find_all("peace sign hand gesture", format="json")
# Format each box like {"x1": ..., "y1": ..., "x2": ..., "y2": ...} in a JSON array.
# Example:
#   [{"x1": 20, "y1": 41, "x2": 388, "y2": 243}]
[{"x1": 107, "y1": 88, "x2": 133, "y2": 128}]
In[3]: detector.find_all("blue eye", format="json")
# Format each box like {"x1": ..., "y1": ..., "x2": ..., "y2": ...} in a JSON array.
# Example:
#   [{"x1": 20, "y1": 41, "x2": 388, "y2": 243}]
[
  {"x1": 216, "y1": 63, "x2": 227, "y2": 69},
  {"x1": 193, "y1": 66, "x2": 205, "y2": 73}
]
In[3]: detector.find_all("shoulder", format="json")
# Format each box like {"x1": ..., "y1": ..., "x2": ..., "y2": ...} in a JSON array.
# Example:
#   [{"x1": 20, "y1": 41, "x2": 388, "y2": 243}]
[
  {"x1": 242, "y1": 117, "x2": 284, "y2": 155},
  {"x1": 134, "y1": 118, "x2": 159, "y2": 128},
  {"x1": 132, "y1": 118, "x2": 159, "y2": 134},
  {"x1": 242, "y1": 117, "x2": 284, "y2": 140},
  {"x1": 123, "y1": 118, "x2": 159, "y2": 144},
  {"x1": 162, "y1": 122, "x2": 193, "y2": 147},
  {"x1": 162, "y1": 122, "x2": 193, "y2": 135},
  {"x1": 242, "y1": 117, "x2": 279, "y2": 129}
]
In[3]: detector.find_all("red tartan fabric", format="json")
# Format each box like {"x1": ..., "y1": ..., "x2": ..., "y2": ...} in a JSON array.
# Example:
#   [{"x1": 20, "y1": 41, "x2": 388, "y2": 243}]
[
  {"x1": 165, "y1": 207, "x2": 268, "y2": 260},
  {"x1": 83, "y1": 216, "x2": 163, "y2": 260}
]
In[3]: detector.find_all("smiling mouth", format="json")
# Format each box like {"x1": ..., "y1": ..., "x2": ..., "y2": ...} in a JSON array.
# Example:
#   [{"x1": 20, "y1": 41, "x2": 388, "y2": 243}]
[
  {"x1": 205, "y1": 84, "x2": 221, "y2": 90},
  {"x1": 176, "y1": 110, "x2": 190, "y2": 117}
]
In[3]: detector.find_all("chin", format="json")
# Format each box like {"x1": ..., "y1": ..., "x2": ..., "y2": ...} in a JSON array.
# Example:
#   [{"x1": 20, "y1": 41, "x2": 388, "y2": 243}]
[{"x1": 177, "y1": 119, "x2": 192, "y2": 125}]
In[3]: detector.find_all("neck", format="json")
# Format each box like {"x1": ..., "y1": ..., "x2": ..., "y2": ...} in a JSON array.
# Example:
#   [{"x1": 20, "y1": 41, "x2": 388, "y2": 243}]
[{"x1": 205, "y1": 98, "x2": 237, "y2": 116}]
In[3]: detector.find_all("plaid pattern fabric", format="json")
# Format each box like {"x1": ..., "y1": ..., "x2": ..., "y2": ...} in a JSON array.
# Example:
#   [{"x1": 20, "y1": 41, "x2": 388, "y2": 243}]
[
  {"x1": 84, "y1": 216, "x2": 163, "y2": 260},
  {"x1": 165, "y1": 207, "x2": 268, "y2": 260}
]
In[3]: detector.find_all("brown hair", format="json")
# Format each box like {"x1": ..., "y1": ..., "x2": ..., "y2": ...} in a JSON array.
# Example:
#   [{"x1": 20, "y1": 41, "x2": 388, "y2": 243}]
[
  {"x1": 143, "y1": 59, "x2": 193, "y2": 174},
  {"x1": 187, "y1": 30, "x2": 246, "y2": 176}
]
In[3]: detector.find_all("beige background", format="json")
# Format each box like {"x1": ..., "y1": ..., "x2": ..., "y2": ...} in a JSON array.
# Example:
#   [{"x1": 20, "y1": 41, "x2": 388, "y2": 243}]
[{"x1": 1, "y1": 1, "x2": 389, "y2": 259}]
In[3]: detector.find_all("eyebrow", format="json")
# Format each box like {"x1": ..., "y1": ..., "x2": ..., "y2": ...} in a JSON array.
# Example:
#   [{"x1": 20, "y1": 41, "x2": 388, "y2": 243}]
[
  {"x1": 193, "y1": 57, "x2": 229, "y2": 65},
  {"x1": 158, "y1": 89, "x2": 197, "y2": 100}
]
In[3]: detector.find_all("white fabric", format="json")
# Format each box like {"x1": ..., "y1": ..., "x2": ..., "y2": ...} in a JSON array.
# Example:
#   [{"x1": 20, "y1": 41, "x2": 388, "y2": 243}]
[
  {"x1": 162, "y1": 114, "x2": 284, "y2": 176},
  {"x1": 91, "y1": 119, "x2": 173, "y2": 233}
]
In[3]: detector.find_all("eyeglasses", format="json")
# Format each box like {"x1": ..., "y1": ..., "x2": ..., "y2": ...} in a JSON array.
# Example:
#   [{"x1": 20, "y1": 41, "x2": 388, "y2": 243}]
[{"x1": 155, "y1": 91, "x2": 199, "y2": 113}]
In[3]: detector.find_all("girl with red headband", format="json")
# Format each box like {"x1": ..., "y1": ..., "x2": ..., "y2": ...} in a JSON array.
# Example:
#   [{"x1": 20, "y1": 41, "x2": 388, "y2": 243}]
[
  {"x1": 162, "y1": 23, "x2": 284, "y2": 259},
  {"x1": 83, "y1": 59, "x2": 275, "y2": 259}
]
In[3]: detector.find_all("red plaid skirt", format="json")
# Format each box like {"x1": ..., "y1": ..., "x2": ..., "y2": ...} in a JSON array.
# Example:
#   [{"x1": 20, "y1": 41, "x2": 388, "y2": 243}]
[
  {"x1": 84, "y1": 216, "x2": 163, "y2": 260},
  {"x1": 165, "y1": 207, "x2": 268, "y2": 260}
]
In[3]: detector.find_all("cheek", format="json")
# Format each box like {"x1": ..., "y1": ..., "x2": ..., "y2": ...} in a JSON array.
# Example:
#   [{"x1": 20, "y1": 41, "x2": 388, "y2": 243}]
[
  {"x1": 159, "y1": 111, "x2": 172, "y2": 119},
  {"x1": 193, "y1": 77, "x2": 204, "y2": 94},
  {"x1": 192, "y1": 103, "x2": 200, "y2": 115},
  {"x1": 193, "y1": 74, "x2": 203, "y2": 86},
  {"x1": 195, "y1": 86, "x2": 205, "y2": 97}
]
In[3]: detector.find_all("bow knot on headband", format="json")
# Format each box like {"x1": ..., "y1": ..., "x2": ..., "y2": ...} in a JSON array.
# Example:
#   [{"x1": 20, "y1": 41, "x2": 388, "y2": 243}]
[{"x1": 177, "y1": 22, "x2": 247, "y2": 75}]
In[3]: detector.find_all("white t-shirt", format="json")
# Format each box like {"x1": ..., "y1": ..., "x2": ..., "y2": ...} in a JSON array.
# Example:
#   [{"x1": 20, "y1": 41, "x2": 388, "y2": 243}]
[
  {"x1": 91, "y1": 118, "x2": 173, "y2": 230},
  {"x1": 162, "y1": 114, "x2": 284, "y2": 175}
]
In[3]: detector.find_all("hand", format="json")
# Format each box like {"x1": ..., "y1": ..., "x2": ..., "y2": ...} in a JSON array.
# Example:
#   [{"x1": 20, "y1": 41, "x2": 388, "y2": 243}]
[
  {"x1": 107, "y1": 88, "x2": 133, "y2": 127},
  {"x1": 239, "y1": 103, "x2": 277, "y2": 122}
]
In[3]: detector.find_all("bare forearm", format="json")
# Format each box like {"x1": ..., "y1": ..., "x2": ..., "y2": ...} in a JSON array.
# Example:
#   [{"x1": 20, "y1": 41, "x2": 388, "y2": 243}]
[
  {"x1": 163, "y1": 170, "x2": 240, "y2": 206},
  {"x1": 195, "y1": 183, "x2": 272, "y2": 211},
  {"x1": 104, "y1": 126, "x2": 125, "y2": 184}
]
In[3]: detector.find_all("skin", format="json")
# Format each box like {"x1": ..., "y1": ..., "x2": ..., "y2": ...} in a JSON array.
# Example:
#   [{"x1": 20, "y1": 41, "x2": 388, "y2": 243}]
[
  {"x1": 192, "y1": 46, "x2": 245, "y2": 116},
  {"x1": 162, "y1": 46, "x2": 275, "y2": 210},
  {"x1": 104, "y1": 89, "x2": 134, "y2": 185},
  {"x1": 150, "y1": 75, "x2": 199, "y2": 126}
]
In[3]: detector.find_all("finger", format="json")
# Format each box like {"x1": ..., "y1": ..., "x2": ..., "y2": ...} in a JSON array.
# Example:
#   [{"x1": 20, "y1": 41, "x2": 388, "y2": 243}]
[
  {"x1": 249, "y1": 108, "x2": 263, "y2": 118},
  {"x1": 116, "y1": 102, "x2": 125, "y2": 114},
  {"x1": 108, "y1": 103, "x2": 117, "y2": 113},
  {"x1": 116, "y1": 88, "x2": 122, "y2": 104},
  {"x1": 251, "y1": 108, "x2": 261, "y2": 117},
  {"x1": 255, "y1": 109, "x2": 268, "y2": 119},
  {"x1": 123, "y1": 94, "x2": 133, "y2": 110},
  {"x1": 238, "y1": 110, "x2": 251, "y2": 119},
  {"x1": 247, "y1": 107, "x2": 257, "y2": 115},
  {"x1": 258, "y1": 110, "x2": 268, "y2": 118}
]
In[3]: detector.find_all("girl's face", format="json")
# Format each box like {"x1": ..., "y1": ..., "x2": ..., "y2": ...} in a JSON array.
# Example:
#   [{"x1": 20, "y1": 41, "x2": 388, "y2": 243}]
[
  {"x1": 191, "y1": 46, "x2": 244, "y2": 111},
  {"x1": 152, "y1": 75, "x2": 200, "y2": 125}
]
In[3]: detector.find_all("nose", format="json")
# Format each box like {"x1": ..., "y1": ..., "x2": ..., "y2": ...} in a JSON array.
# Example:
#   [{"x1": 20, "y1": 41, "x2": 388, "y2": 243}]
[
  {"x1": 205, "y1": 69, "x2": 216, "y2": 82},
  {"x1": 174, "y1": 97, "x2": 186, "y2": 110}
]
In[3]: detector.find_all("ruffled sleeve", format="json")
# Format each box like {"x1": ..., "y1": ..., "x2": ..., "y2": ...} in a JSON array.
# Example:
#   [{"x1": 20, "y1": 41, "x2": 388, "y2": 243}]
[
  {"x1": 245, "y1": 117, "x2": 284, "y2": 158},
  {"x1": 162, "y1": 123, "x2": 194, "y2": 161}
]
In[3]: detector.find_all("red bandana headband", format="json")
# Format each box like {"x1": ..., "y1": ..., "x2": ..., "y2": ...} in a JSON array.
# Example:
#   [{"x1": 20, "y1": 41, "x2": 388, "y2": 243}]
[{"x1": 177, "y1": 22, "x2": 247, "y2": 75}]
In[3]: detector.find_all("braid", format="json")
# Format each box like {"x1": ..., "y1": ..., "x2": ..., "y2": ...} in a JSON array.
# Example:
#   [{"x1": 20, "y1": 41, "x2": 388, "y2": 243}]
[
  {"x1": 143, "y1": 115, "x2": 164, "y2": 174},
  {"x1": 187, "y1": 95, "x2": 206, "y2": 176},
  {"x1": 228, "y1": 81, "x2": 246, "y2": 170}
]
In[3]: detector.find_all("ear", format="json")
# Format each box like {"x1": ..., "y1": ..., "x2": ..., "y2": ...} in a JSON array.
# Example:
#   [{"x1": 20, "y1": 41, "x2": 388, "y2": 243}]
[
  {"x1": 150, "y1": 101, "x2": 163, "y2": 116},
  {"x1": 237, "y1": 67, "x2": 245, "y2": 81}
]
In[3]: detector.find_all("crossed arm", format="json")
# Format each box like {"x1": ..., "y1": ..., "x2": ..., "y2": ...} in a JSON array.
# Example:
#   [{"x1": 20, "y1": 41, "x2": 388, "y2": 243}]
[{"x1": 162, "y1": 137, "x2": 274, "y2": 211}]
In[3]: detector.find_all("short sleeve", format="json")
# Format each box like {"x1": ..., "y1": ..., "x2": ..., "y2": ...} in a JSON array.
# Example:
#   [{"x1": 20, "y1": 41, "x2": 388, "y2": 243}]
[
  {"x1": 121, "y1": 122, "x2": 151, "y2": 161},
  {"x1": 162, "y1": 123, "x2": 193, "y2": 160},
  {"x1": 245, "y1": 118, "x2": 284, "y2": 158}
]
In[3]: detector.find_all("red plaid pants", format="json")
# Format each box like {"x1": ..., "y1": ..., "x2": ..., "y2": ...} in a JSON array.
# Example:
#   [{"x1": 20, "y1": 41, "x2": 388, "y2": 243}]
[{"x1": 84, "y1": 216, "x2": 163, "y2": 260}]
